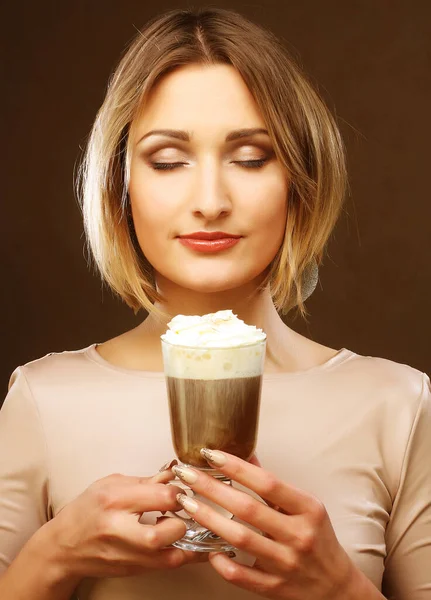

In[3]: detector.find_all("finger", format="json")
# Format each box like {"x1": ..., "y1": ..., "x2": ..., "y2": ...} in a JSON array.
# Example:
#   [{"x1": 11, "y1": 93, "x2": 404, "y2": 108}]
[
  {"x1": 200, "y1": 450, "x2": 313, "y2": 515},
  {"x1": 181, "y1": 549, "x2": 210, "y2": 564},
  {"x1": 130, "y1": 545, "x2": 209, "y2": 571},
  {"x1": 156, "y1": 516, "x2": 171, "y2": 524},
  {"x1": 122, "y1": 513, "x2": 188, "y2": 551},
  {"x1": 249, "y1": 454, "x2": 262, "y2": 467},
  {"x1": 96, "y1": 471, "x2": 175, "y2": 486},
  {"x1": 209, "y1": 552, "x2": 285, "y2": 594},
  {"x1": 93, "y1": 473, "x2": 152, "y2": 486},
  {"x1": 96, "y1": 482, "x2": 185, "y2": 513},
  {"x1": 92, "y1": 473, "x2": 172, "y2": 491},
  {"x1": 158, "y1": 459, "x2": 179, "y2": 473},
  {"x1": 151, "y1": 469, "x2": 177, "y2": 484},
  {"x1": 176, "y1": 493, "x2": 293, "y2": 574},
  {"x1": 172, "y1": 466, "x2": 293, "y2": 542},
  {"x1": 153, "y1": 547, "x2": 209, "y2": 569},
  {"x1": 132, "y1": 546, "x2": 196, "y2": 571}
]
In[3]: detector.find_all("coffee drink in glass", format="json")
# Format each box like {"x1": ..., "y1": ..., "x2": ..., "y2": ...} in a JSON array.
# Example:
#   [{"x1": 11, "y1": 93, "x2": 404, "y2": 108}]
[{"x1": 161, "y1": 310, "x2": 266, "y2": 552}]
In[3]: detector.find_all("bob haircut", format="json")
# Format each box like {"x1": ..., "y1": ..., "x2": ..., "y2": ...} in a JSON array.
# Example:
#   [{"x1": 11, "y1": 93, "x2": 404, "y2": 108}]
[{"x1": 77, "y1": 6, "x2": 347, "y2": 318}]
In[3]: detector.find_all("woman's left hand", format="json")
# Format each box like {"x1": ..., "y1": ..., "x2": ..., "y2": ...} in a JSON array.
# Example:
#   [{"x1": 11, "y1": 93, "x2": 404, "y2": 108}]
[{"x1": 172, "y1": 450, "x2": 357, "y2": 600}]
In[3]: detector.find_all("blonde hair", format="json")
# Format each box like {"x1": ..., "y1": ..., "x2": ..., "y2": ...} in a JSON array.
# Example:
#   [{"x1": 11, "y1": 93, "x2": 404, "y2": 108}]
[{"x1": 77, "y1": 6, "x2": 347, "y2": 318}]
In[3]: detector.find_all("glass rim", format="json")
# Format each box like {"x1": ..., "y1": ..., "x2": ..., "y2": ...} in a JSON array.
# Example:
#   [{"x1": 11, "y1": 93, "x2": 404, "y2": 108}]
[{"x1": 160, "y1": 337, "x2": 266, "y2": 351}]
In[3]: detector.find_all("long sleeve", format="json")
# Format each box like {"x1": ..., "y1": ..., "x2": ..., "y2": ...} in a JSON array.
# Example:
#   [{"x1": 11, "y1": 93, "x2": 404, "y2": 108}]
[
  {"x1": 382, "y1": 372, "x2": 431, "y2": 599},
  {"x1": 0, "y1": 367, "x2": 51, "y2": 573}
]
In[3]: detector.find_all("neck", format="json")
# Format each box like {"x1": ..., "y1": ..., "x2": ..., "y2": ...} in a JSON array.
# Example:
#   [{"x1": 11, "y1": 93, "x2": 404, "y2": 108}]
[{"x1": 142, "y1": 275, "x2": 280, "y2": 331}]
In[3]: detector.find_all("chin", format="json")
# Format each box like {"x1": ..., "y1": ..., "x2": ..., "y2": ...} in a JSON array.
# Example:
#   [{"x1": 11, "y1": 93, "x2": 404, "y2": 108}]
[
  {"x1": 171, "y1": 269, "x2": 265, "y2": 295},
  {"x1": 183, "y1": 280, "x2": 242, "y2": 294}
]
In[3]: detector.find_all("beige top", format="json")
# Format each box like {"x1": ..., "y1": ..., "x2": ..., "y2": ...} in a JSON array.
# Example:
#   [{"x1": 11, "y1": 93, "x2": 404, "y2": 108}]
[{"x1": 0, "y1": 344, "x2": 430, "y2": 599}]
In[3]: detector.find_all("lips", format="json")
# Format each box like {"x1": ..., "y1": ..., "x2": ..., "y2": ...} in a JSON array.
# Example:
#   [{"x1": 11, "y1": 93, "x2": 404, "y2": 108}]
[
  {"x1": 179, "y1": 231, "x2": 242, "y2": 240},
  {"x1": 178, "y1": 231, "x2": 242, "y2": 253}
]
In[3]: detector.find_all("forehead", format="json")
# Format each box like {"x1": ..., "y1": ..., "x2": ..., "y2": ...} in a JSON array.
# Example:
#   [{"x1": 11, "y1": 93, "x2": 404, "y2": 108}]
[{"x1": 132, "y1": 64, "x2": 266, "y2": 142}]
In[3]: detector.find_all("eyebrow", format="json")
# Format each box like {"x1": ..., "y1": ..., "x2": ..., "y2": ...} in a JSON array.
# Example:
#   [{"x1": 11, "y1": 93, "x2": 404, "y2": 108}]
[{"x1": 136, "y1": 127, "x2": 269, "y2": 145}]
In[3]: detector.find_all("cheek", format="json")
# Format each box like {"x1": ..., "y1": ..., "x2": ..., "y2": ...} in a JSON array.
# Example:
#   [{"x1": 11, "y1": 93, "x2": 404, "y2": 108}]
[
  {"x1": 129, "y1": 181, "x2": 176, "y2": 249},
  {"x1": 245, "y1": 180, "x2": 288, "y2": 249},
  {"x1": 128, "y1": 201, "x2": 168, "y2": 272},
  {"x1": 128, "y1": 163, "x2": 179, "y2": 234},
  {"x1": 132, "y1": 200, "x2": 165, "y2": 234},
  {"x1": 257, "y1": 197, "x2": 287, "y2": 230}
]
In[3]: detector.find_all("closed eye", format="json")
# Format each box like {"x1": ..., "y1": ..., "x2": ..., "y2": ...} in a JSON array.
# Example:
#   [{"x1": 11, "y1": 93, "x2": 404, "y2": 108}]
[
  {"x1": 150, "y1": 162, "x2": 187, "y2": 171},
  {"x1": 233, "y1": 159, "x2": 268, "y2": 169},
  {"x1": 150, "y1": 158, "x2": 268, "y2": 171}
]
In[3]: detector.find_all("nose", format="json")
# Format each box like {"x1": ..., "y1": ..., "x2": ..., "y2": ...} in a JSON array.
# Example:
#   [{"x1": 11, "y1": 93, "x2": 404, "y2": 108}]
[{"x1": 191, "y1": 158, "x2": 232, "y2": 220}]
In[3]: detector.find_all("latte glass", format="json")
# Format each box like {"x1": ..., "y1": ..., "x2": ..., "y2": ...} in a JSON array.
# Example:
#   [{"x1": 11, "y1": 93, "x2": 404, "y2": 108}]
[{"x1": 161, "y1": 337, "x2": 266, "y2": 552}]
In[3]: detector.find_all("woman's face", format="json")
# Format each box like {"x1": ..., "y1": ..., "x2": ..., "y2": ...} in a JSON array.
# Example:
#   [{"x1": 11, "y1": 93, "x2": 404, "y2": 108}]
[{"x1": 128, "y1": 63, "x2": 288, "y2": 295}]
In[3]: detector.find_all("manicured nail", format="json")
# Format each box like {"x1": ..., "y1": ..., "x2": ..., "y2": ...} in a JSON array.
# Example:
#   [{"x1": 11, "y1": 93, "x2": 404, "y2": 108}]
[
  {"x1": 172, "y1": 465, "x2": 198, "y2": 484},
  {"x1": 200, "y1": 448, "x2": 226, "y2": 467},
  {"x1": 176, "y1": 493, "x2": 198, "y2": 514},
  {"x1": 158, "y1": 459, "x2": 178, "y2": 473}
]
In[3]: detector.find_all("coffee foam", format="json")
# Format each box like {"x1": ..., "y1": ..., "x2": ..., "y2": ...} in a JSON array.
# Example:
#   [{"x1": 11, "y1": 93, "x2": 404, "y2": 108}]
[
  {"x1": 161, "y1": 310, "x2": 266, "y2": 348},
  {"x1": 161, "y1": 310, "x2": 266, "y2": 379},
  {"x1": 161, "y1": 341, "x2": 266, "y2": 380}
]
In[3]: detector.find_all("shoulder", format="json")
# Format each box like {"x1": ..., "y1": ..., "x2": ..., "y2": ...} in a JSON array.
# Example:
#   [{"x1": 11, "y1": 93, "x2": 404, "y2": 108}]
[
  {"x1": 333, "y1": 352, "x2": 430, "y2": 491},
  {"x1": 4, "y1": 344, "x2": 120, "y2": 427},
  {"x1": 2, "y1": 346, "x2": 95, "y2": 441},
  {"x1": 340, "y1": 349, "x2": 429, "y2": 413},
  {"x1": 291, "y1": 323, "x2": 427, "y2": 406},
  {"x1": 8, "y1": 344, "x2": 98, "y2": 394}
]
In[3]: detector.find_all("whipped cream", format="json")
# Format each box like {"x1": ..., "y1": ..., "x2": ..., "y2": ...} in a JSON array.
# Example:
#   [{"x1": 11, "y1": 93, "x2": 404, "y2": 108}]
[
  {"x1": 161, "y1": 310, "x2": 266, "y2": 348},
  {"x1": 161, "y1": 310, "x2": 266, "y2": 379}
]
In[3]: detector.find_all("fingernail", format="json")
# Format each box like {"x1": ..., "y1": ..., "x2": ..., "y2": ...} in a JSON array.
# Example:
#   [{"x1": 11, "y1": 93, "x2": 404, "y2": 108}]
[
  {"x1": 176, "y1": 493, "x2": 198, "y2": 514},
  {"x1": 172, "y1": 465, "x2": 198, "y2": 484},
  {"x1": 158, "y1": 459, "x2": 178, "y2": 473},
  {"x1": 200, "y1": 448, "x2": 226, "y2": 467},
  {"x1": 226, "y1": 551, "x2": 236, "y2": 558}
]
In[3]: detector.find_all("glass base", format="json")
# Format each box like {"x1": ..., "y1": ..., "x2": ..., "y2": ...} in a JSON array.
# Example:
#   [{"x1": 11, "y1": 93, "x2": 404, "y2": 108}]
[
  {"x1": 167, "y1": 462, "x2": 235, "y2": 552},
  {"x1": 172, "y1": 518, "x2": 235, "y2": 552}
]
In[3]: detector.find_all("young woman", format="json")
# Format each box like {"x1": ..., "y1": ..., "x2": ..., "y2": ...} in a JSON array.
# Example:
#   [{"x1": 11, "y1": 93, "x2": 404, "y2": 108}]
[{"x1": 0, "y1": 7, "x2": 429, "y2": 600}]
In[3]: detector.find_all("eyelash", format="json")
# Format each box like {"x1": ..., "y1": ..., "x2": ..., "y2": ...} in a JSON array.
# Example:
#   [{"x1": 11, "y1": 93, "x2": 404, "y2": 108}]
[{"x1": 150, "y1": 159, "x2": 268, "y2": 171}]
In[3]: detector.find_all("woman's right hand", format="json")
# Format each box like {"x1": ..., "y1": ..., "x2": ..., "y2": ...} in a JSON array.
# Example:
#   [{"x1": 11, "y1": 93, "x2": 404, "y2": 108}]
[{"x1": 40, "y1": 467, "x2": 205, "y2": 583}]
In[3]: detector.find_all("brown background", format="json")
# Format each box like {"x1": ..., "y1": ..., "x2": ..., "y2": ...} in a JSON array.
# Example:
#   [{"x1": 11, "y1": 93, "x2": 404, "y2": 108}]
[{"x1": 1, "y1": 0, "x2": 430, "y2": 402}]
